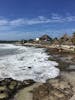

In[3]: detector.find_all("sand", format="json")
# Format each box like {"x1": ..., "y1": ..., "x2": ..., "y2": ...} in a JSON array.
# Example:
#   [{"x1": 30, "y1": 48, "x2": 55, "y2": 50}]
[{"x1": 13, "y1": 83, "x2": 42, "y2": 100}]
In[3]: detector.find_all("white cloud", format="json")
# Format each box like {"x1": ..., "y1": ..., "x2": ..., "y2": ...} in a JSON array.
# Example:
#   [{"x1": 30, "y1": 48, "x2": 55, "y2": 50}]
[
  {"x1": 10, "y1": 19, "x2": 25, "y2": 26},
  {"x1": 0, "y1": 14, "x2": 75, "y2": 27},
  {"x1": 51, "y1": 13, "x2": 65, "y2": 22},
  {"x1": 0, "y1": 19, "x2": 8, "y2": 25},
  {"x1": 66, "y1": 16, "x2": 75, "y2": 22}
]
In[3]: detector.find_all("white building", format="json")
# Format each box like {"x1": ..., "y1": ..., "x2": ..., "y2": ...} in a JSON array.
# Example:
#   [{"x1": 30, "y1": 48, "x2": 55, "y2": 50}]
[{"x1": 35, "y1": 38, "x2": 39, "y2": 41}]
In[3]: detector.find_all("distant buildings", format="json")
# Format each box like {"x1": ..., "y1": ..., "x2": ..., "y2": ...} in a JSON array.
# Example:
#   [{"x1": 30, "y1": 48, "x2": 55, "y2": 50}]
[
  {"x1": 19, "y1": 33, "x2": 75, "y2": 46},
  {"x1": 59, "y1": 33, "x2": 72, "y2": 45},
  {"x1": 39, "y1": 34, "x2": 52, "y2": 41},
  {"x1": 35, "y1": 38, "x2": 39, "y2": 41}
]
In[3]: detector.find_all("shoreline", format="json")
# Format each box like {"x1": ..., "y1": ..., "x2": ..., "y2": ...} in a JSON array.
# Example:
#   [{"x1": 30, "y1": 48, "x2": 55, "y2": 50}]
[
  {"x1": 15, "y1": 43, "x2": 75, "y2": 100},
  {"x1": 0, "y1": 43, "x2": 75, "y2": 100}
]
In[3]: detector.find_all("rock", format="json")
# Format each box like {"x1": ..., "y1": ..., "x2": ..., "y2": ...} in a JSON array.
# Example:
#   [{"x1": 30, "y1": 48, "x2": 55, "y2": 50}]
[
  {"x1": 33, "y1": 78, "x2": 73, "y2": 100},
  {"x1": 16, "y1": 81, "x2": 23, "y2": 89},
  {"x1": 8, "y1": 80, "x2": 18, "y2": 90},
  {"x1": 28, "y1": 67, "x2": 32, "y2": 69},
  {"x1": 23, "y1": 79, "x2": 35, "y2": 86},
  {"x1": 0, "y1": 92, "x2": 8, "y2": 100},
  {"x1": 0, "y1": 85, "x2": 9, "y2": 100},
  {"x1": 0, "y1": 78, "x2": 35, "y2": 100}
]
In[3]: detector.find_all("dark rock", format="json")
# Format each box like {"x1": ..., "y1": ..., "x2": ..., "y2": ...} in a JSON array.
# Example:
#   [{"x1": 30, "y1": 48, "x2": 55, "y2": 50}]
[
  {"x1": 0, "y1": 78, "x2": 35, "y2": 100},
  {"x1": 23, "y1": 79, "x2": 35, "y2": 86},
  {"x1": 28, "y1": 67, "x2": 32, "y2": 69},
  {"x1": 7, "y1": 80, "x2": 18, "y2": 90}
]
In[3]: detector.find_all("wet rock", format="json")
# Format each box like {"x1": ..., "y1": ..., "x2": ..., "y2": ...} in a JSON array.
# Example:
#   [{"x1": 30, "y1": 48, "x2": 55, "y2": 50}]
[
  {"x1": 23, "y1": 79, "x2": 35, "y2": 86},
  {"x1": 0, "y1": 78, "x2": 35, "y2": 100},
  {"x1": 0, "y1": 85, "x2": 9, "y2": 100},
  {"x1": 28, "y1": 67, "x2": 32, "y2": 69},
  {"x1": 8, "y1": 80, "x2": 18, "y2": 90},
  {"x1": 0, "y1": 92, "x2": 8, "y2": 100}
]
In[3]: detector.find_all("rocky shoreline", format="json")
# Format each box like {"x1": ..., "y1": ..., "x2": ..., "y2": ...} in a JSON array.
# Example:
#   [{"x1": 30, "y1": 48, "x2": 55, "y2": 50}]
[
  {"x1": 0, "y1": 78, "x2": 35, "y2": 100},
  {"x1": 33, "y1": 77, "x2": 73, "y2": 100},
  {"x1": 0, "y1": 44, "x2": 75, "y2": 100}
]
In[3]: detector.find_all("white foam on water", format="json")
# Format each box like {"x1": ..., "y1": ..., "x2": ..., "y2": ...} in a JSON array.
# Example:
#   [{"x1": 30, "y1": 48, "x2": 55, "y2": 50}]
[
  {"x1": 0, "y1": 44, "x2": 18, "y2": 49},
  {"x1": 0, "y1": 44, "x2": 60, "y2": 82}
]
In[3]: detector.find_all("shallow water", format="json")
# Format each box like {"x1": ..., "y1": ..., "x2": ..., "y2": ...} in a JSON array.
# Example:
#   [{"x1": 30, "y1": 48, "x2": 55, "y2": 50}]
[{"x1": 0, "y1": 44, "x2": 59, "y2": 82}]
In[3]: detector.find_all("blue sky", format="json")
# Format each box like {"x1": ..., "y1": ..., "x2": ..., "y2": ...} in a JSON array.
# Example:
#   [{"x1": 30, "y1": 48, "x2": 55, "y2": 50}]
[{"x1": 0, "y1": 0, "x2": 75, "y2": 40}]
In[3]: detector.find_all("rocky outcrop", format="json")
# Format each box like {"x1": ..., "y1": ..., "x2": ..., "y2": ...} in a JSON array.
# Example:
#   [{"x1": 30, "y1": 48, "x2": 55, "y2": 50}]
[
  {"x1": 0, "y1": 78, "x2": 35, "y2": 100},
  {"x1": 33, "y1": 78, "x2": 73, "y2": 100}
]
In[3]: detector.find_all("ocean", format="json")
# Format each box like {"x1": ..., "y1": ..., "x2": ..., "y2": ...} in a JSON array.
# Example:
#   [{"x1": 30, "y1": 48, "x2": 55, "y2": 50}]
[{"x1": 0, "y1": 44, "x2": 59, "y2": 82}]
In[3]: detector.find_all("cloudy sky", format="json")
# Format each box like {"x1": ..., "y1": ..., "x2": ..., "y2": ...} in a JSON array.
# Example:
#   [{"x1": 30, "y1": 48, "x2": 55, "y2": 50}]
[{"x1": 0, "y1": 0, "x2": 75, "y2": 40}]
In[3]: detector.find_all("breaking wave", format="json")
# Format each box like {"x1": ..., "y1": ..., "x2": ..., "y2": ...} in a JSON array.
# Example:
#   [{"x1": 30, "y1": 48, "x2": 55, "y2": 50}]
[{"x1": 0, "y1": 44, "x2": 59, "y2": 82}]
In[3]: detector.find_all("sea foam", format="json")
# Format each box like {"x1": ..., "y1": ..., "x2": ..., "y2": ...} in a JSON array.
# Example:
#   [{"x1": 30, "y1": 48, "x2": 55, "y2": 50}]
[{"x1": 0, "y1": 44, "x2": 59, "y2": 82}]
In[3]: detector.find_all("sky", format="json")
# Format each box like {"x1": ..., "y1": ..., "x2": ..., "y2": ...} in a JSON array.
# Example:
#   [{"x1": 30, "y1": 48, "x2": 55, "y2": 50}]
[{"x1": 0, "y1": 0, "x2": 75, "y2": 40}]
